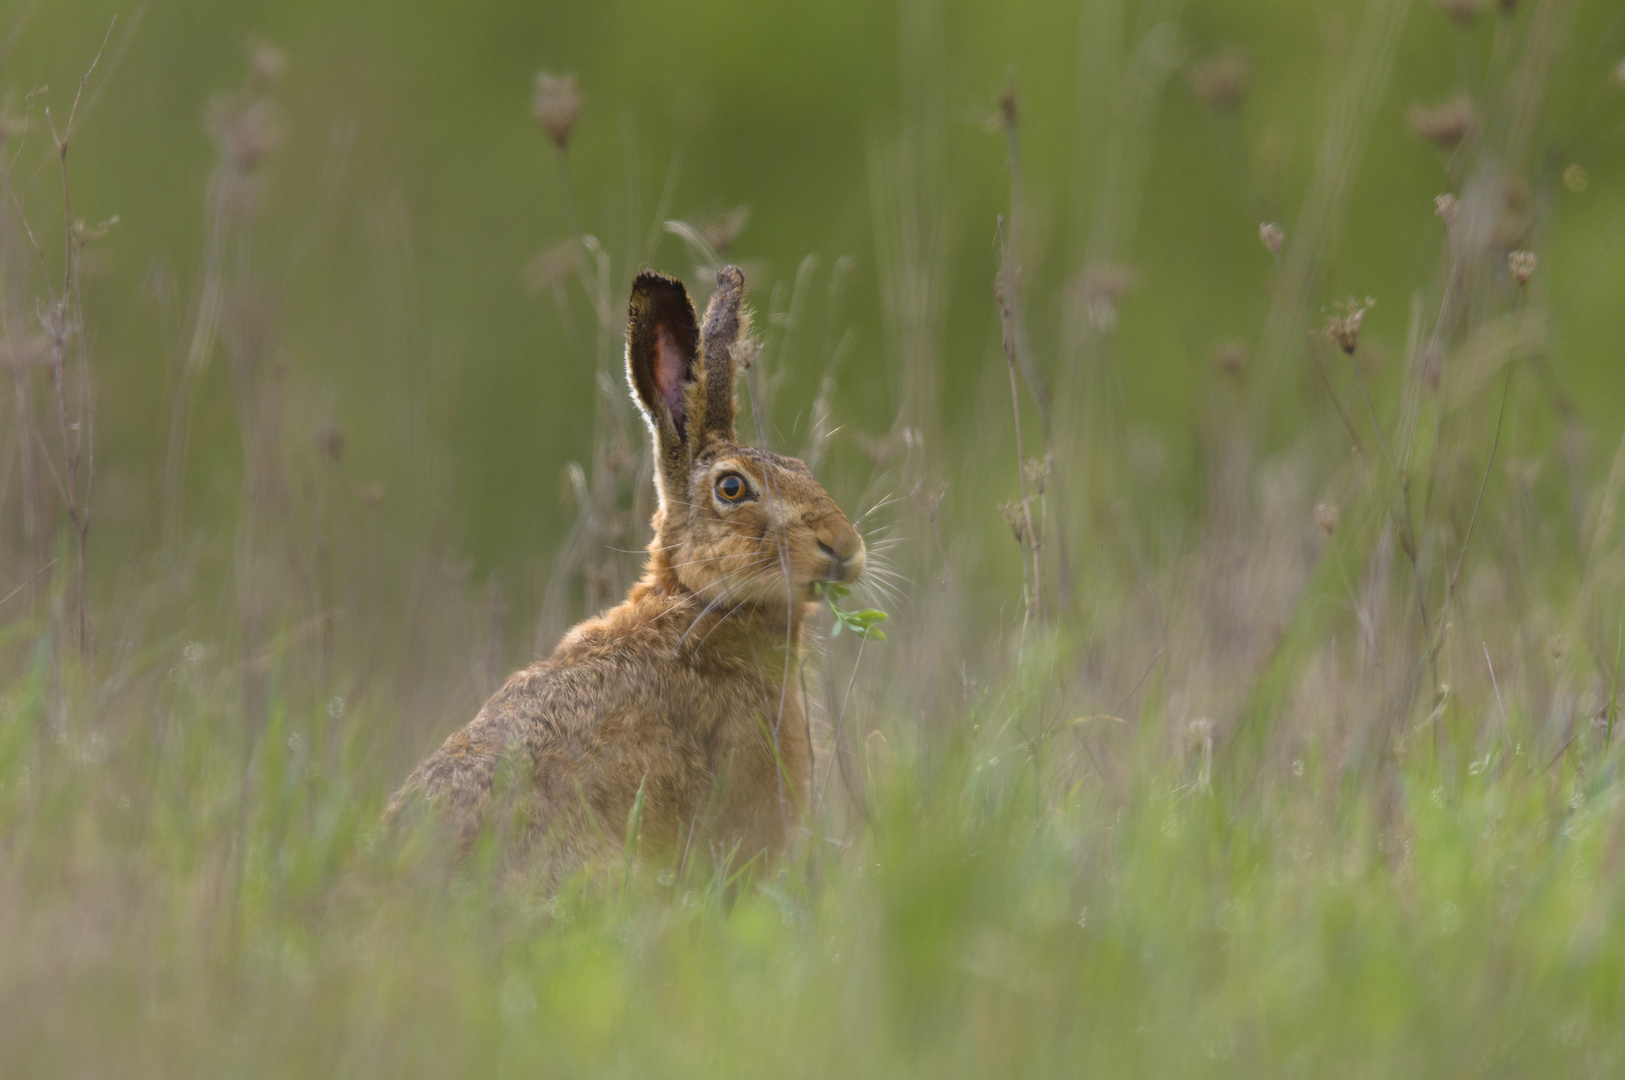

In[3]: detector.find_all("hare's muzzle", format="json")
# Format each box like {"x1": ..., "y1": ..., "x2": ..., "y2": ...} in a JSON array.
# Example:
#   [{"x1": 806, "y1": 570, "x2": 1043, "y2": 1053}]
[{"x1": 816, "y1": 527, "x2": 866, "y2": 586}]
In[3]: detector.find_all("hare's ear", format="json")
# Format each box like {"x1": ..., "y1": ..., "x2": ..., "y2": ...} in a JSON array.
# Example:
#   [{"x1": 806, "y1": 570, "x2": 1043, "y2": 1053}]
[
  {"x1": 626, "y1": 271, "x2": 700, "y2": 504},
  {"x1": 697, "y1": 265, "x2": 748, "y2": 445}
]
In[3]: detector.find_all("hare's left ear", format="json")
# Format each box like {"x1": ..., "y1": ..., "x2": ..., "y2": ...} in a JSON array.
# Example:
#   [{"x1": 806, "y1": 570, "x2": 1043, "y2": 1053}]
[
  {"x1": 697, "y1": 265, "x2": 748, "y2": 446},
  {"x1": 627, "y1": 271, "x2": 700, "y2": 506}
]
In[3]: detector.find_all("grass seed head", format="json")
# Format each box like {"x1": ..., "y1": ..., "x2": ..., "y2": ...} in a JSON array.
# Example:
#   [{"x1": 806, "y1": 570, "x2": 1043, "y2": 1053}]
[
  {"x1": 1408, "y1": 96, "x2": 1474, "y2": 147},
  {"x1": 1434, "y1": 193, "x2": 1458, "y2": 225},
  {"x1": 317, "y1": 426, "x2": 344, "y2": 462},
  {"x1": 1434, "y1": 0, "x2": 1489, "y2": 22},
  {"x1": 1508, "y1": 250, "x2": 1537, "y2": 286},
  {"x1": 998, "y1": 501, "x2": 1026, "y2": 543},
  {"x1": 206, "y1": 96, "x2": 283, "y2": 171},
  {"x1": 1259, "y1": 221, "x2": 1284, "y2": 254},
  {"x1": 1323, "y1": 297, "x2": 1375, "y2": 355},
  {"x1": 1076, "y1": 264, "x2": 1137, "y2": 333},
  {"x1": 1189, "y1": 53, "x2": 1249, "y2": 111},
  {"x1": 997, "y1": 83, "x2": 1019, "y2": 130},
  {"x1": 1313, "y1": 503, "x2": 1339, "y2": 536},
  {"x1": 730, "y1": 335, "x2": 763, "y2": 373},
  {"x1": 249, "y1": 38, "x2": 286, "y2": 88},
  {"x1": 523, "y1": 238, "x2": 587, "y2": 294},
  {"x1": 533, "y1": 71, "x2": 583, "y2": 150},
  {"x1": 1212, "y1": 341, "x2": 1248, "y2": 378},
  {"x1": 698, "y1": 205, "x2": 751, "y2": 254},
  {"x1": 919, "y1": 481, "x2": 947, "y2": 522},
  {"x1": 1022, "y1": 455, "x2": 1051, "y2": 496}
]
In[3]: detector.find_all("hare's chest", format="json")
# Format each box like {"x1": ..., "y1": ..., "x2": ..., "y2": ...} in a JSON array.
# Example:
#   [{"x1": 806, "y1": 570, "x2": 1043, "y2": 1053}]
[{"x1": 637, "y1": 654, "x2": 810, "y2": 853}]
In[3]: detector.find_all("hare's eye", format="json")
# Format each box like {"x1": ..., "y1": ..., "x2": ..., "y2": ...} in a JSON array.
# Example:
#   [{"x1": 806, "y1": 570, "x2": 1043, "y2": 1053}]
[{"x1": 715, "y1": 473, "x2": 749, "y2": 503}]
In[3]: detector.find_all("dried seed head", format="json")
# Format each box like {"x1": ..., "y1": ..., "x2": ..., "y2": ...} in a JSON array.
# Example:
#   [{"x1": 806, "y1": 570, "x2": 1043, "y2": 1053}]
[
  {"x1": 249, "y1": 38, "x2": 286, "y2": 87},
  {"x1": 1188, "y1": 53, "x2": 1249, "y2": 111},
  {"x1": 1080, "y1": 263, "x2": 1136, "y2": 304},
  {"x1": 998, "y1": 502, "x2": 1026, "y2": 543},
  {"x1": 1313, "y1": 503, "x2": 1339, "y2": 536},
  {"x1": 1507, "y1": 250, "x2": 1537, "y2": 286},
  {"x1": 1258, "y1": 221, "x2": 1285, "y2": 254},
  {"x1": 522, "y1": 237, "x2": 586, "y2": 294},
  {"x1": 921, "y1": 481, "x2": 947, "y2": 521},
  {"x1": 1212, "y1": 341, "x2": 1248, "y2": 378},
  {"x1": 997, "y1": 84, "x2": 1019, "y2": 130},
  {"x1": 533, "y1": 71, "x2": 583, "y2": 150},
  {"x1": 1074, "y1": 264, "x2": 1137, "y2": 333},
  {"x1": 1322, "y1": 297, "x2": 1375, "y2": 355},
  {"x1": 1433, "y1": 0, "x2": 1488, "y2": 22},
  {"x1": 1188, "y1": 717, "x2": 1215, "y2": 744},
  {"x1": 316, "y1": 425, "x2": 344, "y2": 462},
  {"x1": 1434, "y1": 192, "x2": 1458, "y2": 225},
  {"x1": 1022, "y1": 455, "x2": 1052, "y2": 495},
  {"x1": 698, "y1": 204, "x2": 751, "y2": 253},
  {"x1": 731, "y1": 335, "x2": 763, "y2": 373},
  {"x1": 1408, "y1": 96, "x2": 1474, "y2": 147},
  {"x1": 72, "y1": 215, "x2": 119, "y2": 243},
  {"x1": 206, "y1": 95, "x2": 283, "y2": 170}
]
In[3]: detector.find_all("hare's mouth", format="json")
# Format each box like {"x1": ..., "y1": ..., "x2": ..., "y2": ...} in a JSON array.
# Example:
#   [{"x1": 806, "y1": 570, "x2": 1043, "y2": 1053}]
[{"x1": 815, "y1": 540, "x2": 866, "y2": 587}]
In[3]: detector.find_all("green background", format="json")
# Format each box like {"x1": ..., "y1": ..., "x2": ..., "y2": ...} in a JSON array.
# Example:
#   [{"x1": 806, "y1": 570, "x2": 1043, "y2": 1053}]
[{"x1": 10, "y1": 0, "x2": 1623, "y2": 581}]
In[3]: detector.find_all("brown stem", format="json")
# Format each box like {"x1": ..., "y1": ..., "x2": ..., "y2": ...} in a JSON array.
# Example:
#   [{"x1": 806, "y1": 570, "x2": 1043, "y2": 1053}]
[{"x1": 996, "y1": 216, "x2": 1042, "y2": 626}]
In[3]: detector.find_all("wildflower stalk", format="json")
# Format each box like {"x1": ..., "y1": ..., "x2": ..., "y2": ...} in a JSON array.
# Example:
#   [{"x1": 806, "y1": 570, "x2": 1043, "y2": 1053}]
[
  {"x1": 996, "y1": 84, "x2": 1069, "y2": 612},
  {"x1": 1607, "y1": 625, "x2": 1620, "y2": 753},
  {"x1": 35, "y1": 18, "x2": 118, "y2": 659},
  {"x1": 996, "y1": 215, "x2": 1042, "y2": 628}
]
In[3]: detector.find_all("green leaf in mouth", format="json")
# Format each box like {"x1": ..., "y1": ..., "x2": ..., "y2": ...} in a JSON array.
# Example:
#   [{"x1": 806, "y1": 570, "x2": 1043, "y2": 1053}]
[{"x1": 814, "y1": 581, "x2": 889, "y2": 641}]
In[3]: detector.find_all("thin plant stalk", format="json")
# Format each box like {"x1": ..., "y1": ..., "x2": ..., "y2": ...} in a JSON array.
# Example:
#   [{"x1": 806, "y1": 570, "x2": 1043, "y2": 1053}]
[{"x1": 996, "y1": 215, "x2": 1041, "y2": 627}]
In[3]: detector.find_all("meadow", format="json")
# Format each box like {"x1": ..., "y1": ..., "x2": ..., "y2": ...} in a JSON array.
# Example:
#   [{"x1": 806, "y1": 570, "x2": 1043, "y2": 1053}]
[{"x1": 4, "y1": 0, "x2": 1625, "y2": 1075}]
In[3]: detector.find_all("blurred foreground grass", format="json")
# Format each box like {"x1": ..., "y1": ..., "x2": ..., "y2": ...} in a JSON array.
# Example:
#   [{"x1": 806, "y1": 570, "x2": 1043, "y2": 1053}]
[
  {"x1": 2, "y1": 643, "x2": 1623, "y2": 1076},
  {"x1": 5, "y1": 0, "x2": 1625, "y2": 1075}
]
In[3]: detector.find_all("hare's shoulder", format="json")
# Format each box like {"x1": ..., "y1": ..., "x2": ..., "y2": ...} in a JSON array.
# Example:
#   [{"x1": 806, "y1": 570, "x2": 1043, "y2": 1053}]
[{"x1": 389, "y1": 607, "x2": 673, "y2": 802}]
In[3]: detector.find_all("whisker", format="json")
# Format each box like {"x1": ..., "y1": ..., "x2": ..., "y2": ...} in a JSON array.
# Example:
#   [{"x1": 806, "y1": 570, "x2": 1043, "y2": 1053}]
[
  {"x1": 863, "y1": 562, "x2": 911, "y2": 586},
  {"x1": 675, "y1": 555, "x2": 793, "y2": 645},
  {"x1": 661, "y1": 552, "x2": 780, "y2": 573},
  {"x1": 853, "y1": 493, "x2": 902, "y2": 527}
]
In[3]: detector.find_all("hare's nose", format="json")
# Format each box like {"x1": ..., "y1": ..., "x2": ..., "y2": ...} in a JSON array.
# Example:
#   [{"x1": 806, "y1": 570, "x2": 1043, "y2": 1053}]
[{"x1": 818, "y1": 532, "x2": 866, "y2": 583}]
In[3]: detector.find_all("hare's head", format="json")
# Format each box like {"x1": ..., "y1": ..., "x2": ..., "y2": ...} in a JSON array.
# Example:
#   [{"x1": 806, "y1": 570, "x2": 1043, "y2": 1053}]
[{"x1": 626, "y1": 266, "x2": 864, "y2": 607}]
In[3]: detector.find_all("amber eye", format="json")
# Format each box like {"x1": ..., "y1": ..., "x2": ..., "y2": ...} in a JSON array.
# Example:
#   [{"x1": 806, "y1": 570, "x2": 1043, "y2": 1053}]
[{"x1": 715, "y1": 473, "x2": 748, "y2": 503}]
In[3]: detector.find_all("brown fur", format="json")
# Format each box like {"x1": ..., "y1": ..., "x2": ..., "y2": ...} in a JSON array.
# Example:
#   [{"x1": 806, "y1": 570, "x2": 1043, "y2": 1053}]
[{"x1": 385, "y1": 266, "x2": 865, "y2": 877}]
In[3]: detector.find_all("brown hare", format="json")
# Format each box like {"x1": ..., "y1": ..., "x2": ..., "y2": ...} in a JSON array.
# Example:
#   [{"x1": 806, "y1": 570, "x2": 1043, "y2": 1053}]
[{"x1": 386, "y1": 265, "x2": 865, "y2": 876}]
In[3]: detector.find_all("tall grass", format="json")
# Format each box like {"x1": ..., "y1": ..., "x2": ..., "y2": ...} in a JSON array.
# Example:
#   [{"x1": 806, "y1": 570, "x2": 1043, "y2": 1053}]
[{"x1": 4, "y1": 1, "x2": 1625, "y2": 1075}]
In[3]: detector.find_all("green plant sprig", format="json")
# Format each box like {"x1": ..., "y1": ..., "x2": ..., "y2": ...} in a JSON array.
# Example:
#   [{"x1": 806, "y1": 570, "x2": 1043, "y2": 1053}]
[{"x1": 814, "y1": 581, "x2": 889, "y2": 641}]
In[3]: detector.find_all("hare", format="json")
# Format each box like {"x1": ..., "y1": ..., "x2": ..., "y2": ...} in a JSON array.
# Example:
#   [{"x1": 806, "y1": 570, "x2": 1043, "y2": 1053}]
[{"x1": 386, "y1": 265, "x2": 865, "y2": 876}]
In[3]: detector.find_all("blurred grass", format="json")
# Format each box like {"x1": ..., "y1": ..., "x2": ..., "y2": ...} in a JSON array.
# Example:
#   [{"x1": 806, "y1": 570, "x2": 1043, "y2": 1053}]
[
  {"x1": 3, "y1": 654, "x2": 1623, "y2": 1076},
  {"x1": 5, "y1": 0, "x2": 1625, "y2": 1075}
]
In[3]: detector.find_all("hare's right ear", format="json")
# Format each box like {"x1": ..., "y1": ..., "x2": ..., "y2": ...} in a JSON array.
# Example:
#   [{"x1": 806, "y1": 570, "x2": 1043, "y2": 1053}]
[{"x1": 626, "y1": 271, "x2": 700, "y2": 507}]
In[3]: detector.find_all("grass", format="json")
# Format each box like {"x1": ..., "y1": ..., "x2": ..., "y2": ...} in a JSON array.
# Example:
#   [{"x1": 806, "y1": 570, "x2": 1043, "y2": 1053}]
[
  {"x1": 2, "y1": 641, "x2": 1623, "y2": 1077},
  {"x1": 5, "y1": 1, "x2": 1625, "y2": 1076}
]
